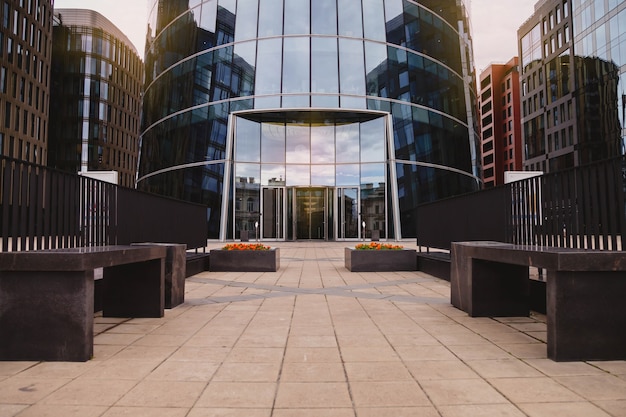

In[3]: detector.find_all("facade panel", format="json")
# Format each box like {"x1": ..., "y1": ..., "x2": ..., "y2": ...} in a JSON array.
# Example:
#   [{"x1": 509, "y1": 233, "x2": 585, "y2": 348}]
[{"x1": 0, "y1": 0, "x2": 53, "y2": 164}]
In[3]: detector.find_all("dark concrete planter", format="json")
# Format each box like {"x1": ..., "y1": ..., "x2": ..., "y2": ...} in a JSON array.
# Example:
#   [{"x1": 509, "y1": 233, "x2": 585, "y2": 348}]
[
  {"x1": 209, "y1": 248, "x2": 280, "y2": 272},
  {"x1": 345, "y1": 247, "x2": 417, "y2": 272}
]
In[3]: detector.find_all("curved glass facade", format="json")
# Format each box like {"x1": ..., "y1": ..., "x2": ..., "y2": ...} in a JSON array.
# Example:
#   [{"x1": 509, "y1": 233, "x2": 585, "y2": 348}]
[{"x1": 138, "y1": 0, "x2": 480, "y2": 240}]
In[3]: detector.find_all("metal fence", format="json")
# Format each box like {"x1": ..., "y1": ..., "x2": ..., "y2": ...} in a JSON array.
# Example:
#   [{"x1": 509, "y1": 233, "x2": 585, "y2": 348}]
[
  {"x1": 417, "y1": 156, "x2": 626, "y2": 251},
  {"x1": 0, "y1": 156, "x2": 208, "y2": 252}
]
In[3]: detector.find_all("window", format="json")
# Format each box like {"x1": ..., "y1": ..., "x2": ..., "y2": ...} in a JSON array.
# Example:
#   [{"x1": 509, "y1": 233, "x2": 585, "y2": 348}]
[{"x1": 4, "y1": 103, "x2": 10, "y2": 128}]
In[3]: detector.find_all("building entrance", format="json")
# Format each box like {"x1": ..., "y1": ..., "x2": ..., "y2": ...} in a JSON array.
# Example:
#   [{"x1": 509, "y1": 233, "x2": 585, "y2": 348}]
[
  {"x1": 259, "y1": 187, "x2": 362, "y2": 241},
  {"x1": 227, "y1": 110, "x2": 397, "y2": 242},
  {"x1": 294, "y1": 188, "x2": 327, "y2": 240}
]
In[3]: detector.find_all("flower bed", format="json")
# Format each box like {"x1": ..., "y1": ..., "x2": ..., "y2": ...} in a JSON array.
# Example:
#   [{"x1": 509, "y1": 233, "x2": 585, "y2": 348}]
[
  {"x1": 354, "y1": 242, "x2": 404, "y2": 251},
  {"x1": 222, "y1": 243, "x2": 271, "y2": 251},
  {"x1": 210, "y1": 245, "x2": 279, "y2": 272},
  {"x1": 345, "y1": 244, "x2": 416, "y2": 272}
]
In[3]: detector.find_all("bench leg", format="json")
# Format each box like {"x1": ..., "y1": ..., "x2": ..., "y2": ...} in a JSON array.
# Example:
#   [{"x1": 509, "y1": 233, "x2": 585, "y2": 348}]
[
  {"x1": 547, "y1": 270, "x2": 626, "y2": 361},
  {"x1": 451, "y1": 245, "x2": 530, "y2": 317},
  {"x1": 102, "y1": 258, "x2": 164, "y2": 318},
  {"x1": 0, "y1": 270, "x2": 94, "y2": 361}
]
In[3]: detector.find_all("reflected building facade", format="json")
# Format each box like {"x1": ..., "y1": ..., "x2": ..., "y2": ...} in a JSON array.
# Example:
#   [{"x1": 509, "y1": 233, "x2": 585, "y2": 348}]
[
  {"x1": 138, "y1": 0, "x2": 480, "y2": 241},
  {"x1": 49, "y1": 9, "x2": 143, "y2": 187},
  {"x1": 518, "y1": 0, "x2": 624, "y2": 173}
]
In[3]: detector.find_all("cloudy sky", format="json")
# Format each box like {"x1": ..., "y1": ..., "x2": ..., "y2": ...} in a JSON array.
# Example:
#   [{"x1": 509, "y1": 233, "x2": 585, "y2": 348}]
[{"x1": 53, "y1": 0, "x2": 538, "y2": 73}]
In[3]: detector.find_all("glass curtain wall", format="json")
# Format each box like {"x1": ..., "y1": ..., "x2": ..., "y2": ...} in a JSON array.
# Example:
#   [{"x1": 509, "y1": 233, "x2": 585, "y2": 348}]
[
  {"x1": 232, "y1": 113, "x2": 387, "y2": 241},
  {"x1": 138, "y1": 0, "x2": 480, "y2": 240}
]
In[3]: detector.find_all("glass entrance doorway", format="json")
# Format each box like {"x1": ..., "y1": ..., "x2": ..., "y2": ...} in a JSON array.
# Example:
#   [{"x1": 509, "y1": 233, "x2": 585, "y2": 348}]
[
  {"x1": 227, "y1": 110, "x2": 396, "y2": 242},
  {"x1": 338, "y1": 188, "x2": 359, "y2": 239},
  {"x1": 295, "y1": 188, "x2": 327, "y2": 240},
  {"x1": 262, "y1": 188, "x2": 284, "y2": 239}
]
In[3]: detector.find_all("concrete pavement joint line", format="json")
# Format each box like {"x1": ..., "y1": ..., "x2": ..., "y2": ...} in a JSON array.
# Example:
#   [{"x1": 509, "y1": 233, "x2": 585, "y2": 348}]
[
  {"x1": 190, "y1": 276, "x2": 437, "y2": 291},
  {"x1": 185, "y1": 277, "x2": 448, "y2": 304}
]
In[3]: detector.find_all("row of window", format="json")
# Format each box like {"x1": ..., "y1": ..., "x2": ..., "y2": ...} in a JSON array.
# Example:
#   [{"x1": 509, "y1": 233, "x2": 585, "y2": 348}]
[
  {"x1": 0, "y1": 66, "x2": 46, "y2": 111},
  {"x1": 0, "y1": 128, "x2": 44, "y2": 162}
]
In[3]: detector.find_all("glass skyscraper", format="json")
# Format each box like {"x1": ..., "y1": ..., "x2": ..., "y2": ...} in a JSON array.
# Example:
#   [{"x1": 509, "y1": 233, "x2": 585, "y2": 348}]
[{"x1": 138, "y1": 0, "x2": 480, "y2": 241}]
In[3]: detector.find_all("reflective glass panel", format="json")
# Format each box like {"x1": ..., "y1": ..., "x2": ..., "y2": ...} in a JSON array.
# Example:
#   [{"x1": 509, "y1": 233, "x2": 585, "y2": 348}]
[
  {"x1": 336, "y1": 164, "x2": 359, "y2": 185},
  {"x1": 285, "y1": 0, "x2": 310, "y2": 35},
  {"x1": 286, "y1": 124, "x2": 310, "y2": 163},
  {"x1": 255, "y1": 38, "x2": 282, "y2": 95},
  {"x1": 261, "y1": 122, "x2": 285, "y2": 163},
  {"x1": 312, "y1": 0, "x2": 337, "y2": 35},
  {"x1": 365, "y1": 42, "x2": 387, "y2": 96},
  {"x1": 312, "y1": 37, "x2": 339, "y2": 93},
  {"x1": 311, "y1": 125, "x2": 335, "y2": 163},
  {"x1": 286, "y1": 165, "x2": 310, "y2": 185},
  {"x1": 234, "y1": 0, "x2": 259, "y2": 41},
  {"x1": 338, "y1": 0, "x2": 363, "y2": 37},
  {"x1": 335, "y1": 123, "x2": 360, "y2": 162},
  {"x1": 362, "y1": 0, "x2": 386, "y2": 41},
  {"x1": 258, "y1": 0, "x2": 283, "y2": 36},
  {"x1": 235, "y1": 163, "x2": 261, "y2": 184},
  {"x1": 261, "y1": 164, "x2": 286, "y2": 185},
  {"x1": 312, "y1": 95, "x2": 339, "y2": 108},
  {"x1": 282, "y1": 95, "x2": 310, "y2": 108},
  {"x1": 255, "y1": 96, "x2": 281, "y2": 109},
  {"x1": 339, "y1": 38, "x2": 365, "y2": 95},
  {"x1": 311, "y1": 164, "x2": 335, "y2": 185},
  {"x1": 360, "y1": 163, "x2": 384, "y2": 184},
  {"x1": 384, "y1": 0, "x2": 403, "y2": 27},
  {"x1": 235, "y1": 118, "x2": 260, "y2": 162},
  {"x1": 360, "y1": 118, "x2": 385, "y2": 162},
  {"x1": 199, "y1": 2, "x2": 217, "y2": 33},
  {"x1": 218, "y1": 0, "x2": 236, "y2": 15},
  {"x1": 283, "y1": 37, "x2": 310, "y2": 93}
]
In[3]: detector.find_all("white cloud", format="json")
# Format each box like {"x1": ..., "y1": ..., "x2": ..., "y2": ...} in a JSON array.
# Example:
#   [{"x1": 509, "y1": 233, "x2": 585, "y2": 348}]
[{"x1": 470, "y1": 0, "x2": 537, "y2": 72}]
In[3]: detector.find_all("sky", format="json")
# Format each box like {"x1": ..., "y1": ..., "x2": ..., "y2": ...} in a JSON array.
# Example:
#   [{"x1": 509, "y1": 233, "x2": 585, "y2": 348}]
[{"x1": 52, "y1": 0, "x2": 538, "y2": 72}]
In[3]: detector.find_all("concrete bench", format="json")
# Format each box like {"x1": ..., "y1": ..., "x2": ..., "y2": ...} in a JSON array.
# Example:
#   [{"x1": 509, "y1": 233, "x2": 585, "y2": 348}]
[
  {"x1": 450, "y1": 241, "x2": 626, "y2": 361},
  {"x1": 0, "y1": 245, "x2": 167, "y2": 362}
]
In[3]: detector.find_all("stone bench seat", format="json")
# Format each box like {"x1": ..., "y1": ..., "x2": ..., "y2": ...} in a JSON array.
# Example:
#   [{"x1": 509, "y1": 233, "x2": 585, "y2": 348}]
[
  {"x1": 450, "y1": 241, "x2": 626, "y2": 361},
  {"x1": 0, "y1": 245, "x2": 167, "y2": 362}
]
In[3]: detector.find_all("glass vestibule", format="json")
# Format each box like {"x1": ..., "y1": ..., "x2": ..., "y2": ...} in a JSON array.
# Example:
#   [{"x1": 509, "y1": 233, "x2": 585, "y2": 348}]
[{"x1": 229, "y1": 110, "x2": 392, "y2": 241}]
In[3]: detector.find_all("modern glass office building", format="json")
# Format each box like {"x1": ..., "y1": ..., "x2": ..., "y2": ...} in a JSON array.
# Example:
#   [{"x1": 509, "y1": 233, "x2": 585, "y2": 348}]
[{"x1": 138, "y1": 0, "x2": 480, "y2": 241}]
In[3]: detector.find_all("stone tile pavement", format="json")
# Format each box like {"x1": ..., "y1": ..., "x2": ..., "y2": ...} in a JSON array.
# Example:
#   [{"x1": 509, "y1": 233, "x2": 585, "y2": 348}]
[{"x1": 1, "y1": 241, "x2": 625, "y2": 416}]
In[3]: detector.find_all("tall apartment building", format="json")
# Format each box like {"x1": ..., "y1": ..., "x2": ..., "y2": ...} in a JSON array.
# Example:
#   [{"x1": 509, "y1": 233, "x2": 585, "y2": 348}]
[
  {"x1": 0, "y1": 0, "x2": 54, "y2": 164},
  {"x1": 478, "y1": 58, "x2": 523, "y2": 187},
  {"x1": 48, "y1": 9, "x2": 143, "y2": 187},
  {"x1": 518, "y1": 0, "x2": 624, "y2": 173}
]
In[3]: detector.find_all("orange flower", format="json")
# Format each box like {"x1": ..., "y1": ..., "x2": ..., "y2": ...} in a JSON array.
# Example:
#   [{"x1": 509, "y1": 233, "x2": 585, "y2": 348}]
[
  {"x1": 222, "y1": 243, "x2": 271, "y2": 251},
  {"x1": 355, "y1": 242, "x2": 403, "y2": 250}
]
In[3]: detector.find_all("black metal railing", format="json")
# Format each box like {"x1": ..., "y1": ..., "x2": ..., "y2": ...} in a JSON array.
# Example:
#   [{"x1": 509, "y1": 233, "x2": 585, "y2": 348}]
[
  {"x1": 0, "y1": 156, "x2": 208, "y2": 252},
  {"x1": 417, "y1": 156, "x2": 626, "y2": 251}
]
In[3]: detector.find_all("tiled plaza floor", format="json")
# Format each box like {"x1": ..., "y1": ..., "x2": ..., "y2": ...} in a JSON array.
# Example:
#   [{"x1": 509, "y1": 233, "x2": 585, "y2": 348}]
[{"x1": 1, "y1": 241, "x2": 625, "y2": 417}]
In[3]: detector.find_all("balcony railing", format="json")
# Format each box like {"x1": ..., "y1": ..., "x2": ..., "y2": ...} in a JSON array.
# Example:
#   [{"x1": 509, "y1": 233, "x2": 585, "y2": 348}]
[{"x1": 0, "y1": 156, "x2": 207, "y2": 252}]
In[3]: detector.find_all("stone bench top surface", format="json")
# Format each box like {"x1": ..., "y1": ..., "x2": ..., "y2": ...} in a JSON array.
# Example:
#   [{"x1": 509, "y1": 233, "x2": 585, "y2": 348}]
[
  {"x1": 452, "y1": 241, "x2": 626, "y2": 271},
  {"x1": 0, "y1": 245, "x2": 167, "y2": 271}
]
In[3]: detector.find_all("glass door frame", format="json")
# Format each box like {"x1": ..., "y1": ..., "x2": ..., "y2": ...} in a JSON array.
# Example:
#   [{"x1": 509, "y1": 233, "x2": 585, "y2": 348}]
[
  {"x1": 260, "y1": 186, "x2": 286, "y2": 240},
  {"x1": 336, "y1": 187, "x2": 360, "y2": 240},
  {"x1": 291, "y1": 186, "x2": 330, "y2": 241}
]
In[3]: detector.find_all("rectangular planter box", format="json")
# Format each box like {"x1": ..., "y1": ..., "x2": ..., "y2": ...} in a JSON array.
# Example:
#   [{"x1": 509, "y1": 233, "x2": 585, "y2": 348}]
[
  {"x1": 209, "y1": 248, "x2": 280, "y2": 272},
  {"x1": 345, "y1": 247, "x2": 417, "y2": 272}
]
